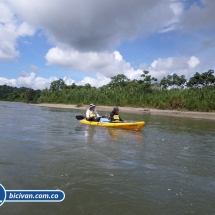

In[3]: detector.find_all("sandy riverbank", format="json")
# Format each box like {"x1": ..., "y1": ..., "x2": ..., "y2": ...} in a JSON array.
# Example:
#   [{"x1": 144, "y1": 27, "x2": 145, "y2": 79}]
[{"x1": 33, "y1": 103, "x2": 215, "y2": 120}]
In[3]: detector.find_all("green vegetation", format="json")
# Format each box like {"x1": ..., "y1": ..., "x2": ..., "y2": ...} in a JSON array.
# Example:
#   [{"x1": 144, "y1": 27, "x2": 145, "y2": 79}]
[
  {"x1": 1, "y1": 69, "x2": 215, "y2": 112},
  {"x1": 0, "y1": 85, "x2": 41, "y2": 103},
  {"x1": 38, "y1": 69, "x2": 215, "y2": 112}
]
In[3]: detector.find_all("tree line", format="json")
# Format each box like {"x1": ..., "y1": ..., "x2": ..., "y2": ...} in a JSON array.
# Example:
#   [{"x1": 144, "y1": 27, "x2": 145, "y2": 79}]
[
  {"x1": 0, "y1": 85, "x2": 41, "y2": 103},
  {"x1": 38, "y1": 69, "x2": 215, "y2": 111},
  {"x1": 1, "y1": 69, "x2": 215, "y2": 111}
]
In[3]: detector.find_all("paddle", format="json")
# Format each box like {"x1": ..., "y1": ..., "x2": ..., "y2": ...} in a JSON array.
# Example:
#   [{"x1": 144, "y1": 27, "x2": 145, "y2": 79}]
[
  {"x1": 75, "y1": 115, "x2": 109, "y2": 121},
  {"x1": 75, "y1": 115, "x2": 85, "y2": 120}
]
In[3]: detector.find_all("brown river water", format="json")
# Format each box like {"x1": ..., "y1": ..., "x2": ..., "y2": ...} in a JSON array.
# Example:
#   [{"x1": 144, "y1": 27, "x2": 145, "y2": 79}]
[{"x1": 0, "y1": 101, "x2": 215, "y2": 215}]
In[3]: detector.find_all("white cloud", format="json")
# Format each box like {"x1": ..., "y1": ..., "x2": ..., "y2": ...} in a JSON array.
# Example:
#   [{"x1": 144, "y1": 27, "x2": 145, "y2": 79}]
[
  {"x1": 170, "y1": 0, "x2": 183, "y2": 16},
  {"x1": 0, "y1": 72, "x2": 57, "y2": 90},
  {"x1": 187, "y1": 56, "x2": 200, "y2": 68},
  {"x1": 77, "y1": 74, "x2": 111, "y2": 87},
  {"x1": 0, "y1": 1, "x2": 13, "y2": 23},
  {"x1": 46, "y1": 47, "x2": 136, "y2": 77},
  {"x1": 63, "y1": 77, "x2": 75, "y2": 86},
  {"x1": 149, "y1": 56, "x2": 201, "y2": 80},
  {"x1": 0, "y1": 54, "x2": 204, "y2": 89},
  {"x1": 16, "y1": 22, "x2": 35, "y2": 36},
  {"x1": 150, "y1": 56, "x2": 200, "y2": 71},
  {"x1": 0, "y1": 41, "x2": 19, "y2": 60},
  {"x1": 0, "y1": 2, "x2": 35, "y2": 60},
  {"x1": 45, "y1": 47, "x2": 110, "y2": 71},
  {"x1": 32, "y1": 76, "x2": 58, "y2": 90},
  {"x1": 114, "y1": 51, "x2": 123, "y2": 61},
  {"x1": 17, "y1": 72, "x2": 36, "y2": 86},
  {"x1": 0, "y1": 77, "x2": 17, "y2": 86},
  {"x1": 0, "y1": 71, "x2": 108, "y2": 89},
  {"x1": 46, "y1": 45, "x2": 204, "y2": 83}
]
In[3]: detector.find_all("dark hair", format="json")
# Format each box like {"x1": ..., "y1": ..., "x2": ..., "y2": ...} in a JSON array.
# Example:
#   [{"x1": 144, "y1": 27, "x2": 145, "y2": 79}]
[{"x1": 113, "y1": 106, "x2": 119, "y2": 111}]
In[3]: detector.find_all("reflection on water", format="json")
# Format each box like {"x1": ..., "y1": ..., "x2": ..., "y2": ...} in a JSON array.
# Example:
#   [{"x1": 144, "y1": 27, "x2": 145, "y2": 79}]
[
  {"x1": 0, "y1": 102, "x2": 215, "y2": 215},
  {"x1": 77, "y1": 123, "x2": 144, "y2": 142},
  {"x1": 107, "y1": 128, "x2": 144, "y2": 141}
]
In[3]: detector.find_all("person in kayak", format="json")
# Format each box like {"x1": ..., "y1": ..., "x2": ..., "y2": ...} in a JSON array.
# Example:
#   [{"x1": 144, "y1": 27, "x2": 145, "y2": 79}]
[
  {"x1": 86, "y1": 104, "x2": 101, "y2": 121},
  {"x1": 109, "y1": 106, "x2": 124, "y2": 122}
]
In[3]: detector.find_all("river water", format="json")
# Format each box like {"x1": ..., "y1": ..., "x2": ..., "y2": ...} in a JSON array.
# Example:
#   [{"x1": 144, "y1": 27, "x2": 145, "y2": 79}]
[{"x1": 0, "y1": 101, "x2": 215, "y2": 215}]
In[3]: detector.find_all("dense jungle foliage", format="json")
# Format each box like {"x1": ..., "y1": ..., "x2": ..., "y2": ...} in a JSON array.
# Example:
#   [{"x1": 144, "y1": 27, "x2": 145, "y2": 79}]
[
  {"x1": 1, "y1": 69, "x2": 215, "y2": 111},
  {"x1": 0, "y1": 85, "x2": 41, "y2": 103}
]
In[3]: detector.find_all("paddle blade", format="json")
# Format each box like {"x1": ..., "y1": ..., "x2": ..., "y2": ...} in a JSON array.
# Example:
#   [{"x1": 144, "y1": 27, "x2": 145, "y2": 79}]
[{"x1": 75, "y1": 115, "x2": 85, "y2": 120}]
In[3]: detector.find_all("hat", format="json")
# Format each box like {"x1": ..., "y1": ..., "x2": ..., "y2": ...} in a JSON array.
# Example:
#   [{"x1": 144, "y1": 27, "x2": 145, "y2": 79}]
[
  {"x1": 113, "y1": 106, "x2": 119, "y2": 111},
  {"x1": 89, "y1": 103, "x2": 96, "y2": 108}
]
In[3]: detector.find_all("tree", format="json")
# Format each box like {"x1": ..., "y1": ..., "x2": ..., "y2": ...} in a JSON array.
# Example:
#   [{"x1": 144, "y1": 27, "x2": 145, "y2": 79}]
[
  {"x1": 107, "y1": 74, "x2": 130, "y2": 88},
  {"x1": 50, "y1": 79, "x2": 66, "y2": 91},
  {"x1": 160, "y1": 73, "x2": 187, "y2": 89},
  {"x1": 201, "y1": 69, "x2": 215, "y2": 86},
  {"x1": 141, "y1": 70, "x2": 157, "y2": 83},
  {"x1": 84, "y1": 83, "x2": 92, "y2": 89},
  {"x1": 25, "y1": 89, "x2": 35, "y2": 102},
  {"x1": 160, "y1": 77, "x2": 168, "y2": 89},
  {"x1": 140, "y1": 70, "x2": 157, "y2": 92},
  {"x1": 70, "y1": 83, "x2": 77, "y2": 89},
  {"x1": 172, "y1": 73, "x2": 187, "y2": 88},
  {"x1": 187, "y1": 70, "x2": 215, "y2": 88}
]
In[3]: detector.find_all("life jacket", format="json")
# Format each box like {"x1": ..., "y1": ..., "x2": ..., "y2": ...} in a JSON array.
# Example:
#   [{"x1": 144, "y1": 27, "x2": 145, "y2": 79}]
[
  {"x1": 113, "y1": 114, "x2": 120, "y2": 120},
  {"x1": 89, "y1": 110, "x2": 96, "y2": 118}
]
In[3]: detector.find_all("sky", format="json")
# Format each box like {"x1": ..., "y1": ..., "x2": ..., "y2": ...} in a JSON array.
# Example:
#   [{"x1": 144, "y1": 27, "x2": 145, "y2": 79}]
[{"x1": 0, "y1": 0, "x2": 215, "y2": 89}]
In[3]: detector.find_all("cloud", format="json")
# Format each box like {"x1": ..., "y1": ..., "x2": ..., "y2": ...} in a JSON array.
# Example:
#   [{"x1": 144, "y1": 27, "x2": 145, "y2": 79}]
[
  {"x1": 1, "y1": 0, "x2": 214, "y2": 89},
  {"x1": 170, "y1": 0, "x2": 183, "y2": 16},
  {"x1": 0, "y1": 54, "x2": 204, "y2": 89},
  {"x1": 179, "y1": 0, "x2": 215, "y2": 31},
  {"x1": 76, "y1": 74, "x2": 111, "y2": 87},
  {"x1": 187, "y1": 56, "x2": 200, "y2": 68},
  {"x1": 0, "y1": 77, "x2": 17, "y2": 87},
  {"x1": 46, "y1": 46, "x2": 204, "y2": 82},
  {"x1": 149, "y1": 56, "x2": 201, "y2": 80},
  {"x1": 16, "y1": 22, "x2": 35, "y2": 36},
  {"x1": 0, "y1": 72, "x2": 57, "y2": 90},
  {"x1": 160, "y1": 0, "x2": 184, "y2": 33},
  {"x1": 17, "y1": 72, "x2": 36, "y2": 86},
  {"x1": 0, "y1": 71, "x2": 109, "y2": 89},
  {"x1": 160, "y1": 0, "x2": 215, "y2": 34},
  {"x1": 46, "y1": 47, "x2": 136, "y2": 77},
  {"x1": 0, "y1": 2, "x2": 35, "y2": 61},
  {"x1": 63, "y1": 76, "x2": 75, "y2": 86},
  {"x1": 5, "y1": 0, "x2": 178, "y2": 52},
  {"x1": 32, "y1": 76, "x2": 58, "y2": 90},
  {"x1": 2, "y1": 0, "x2": 214, "y2": 52}
]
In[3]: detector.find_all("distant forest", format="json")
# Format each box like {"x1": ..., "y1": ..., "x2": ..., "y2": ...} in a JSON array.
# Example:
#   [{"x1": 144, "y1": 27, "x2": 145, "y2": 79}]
[
  {"x1": 1, "y1": 69, "x2": 215, "y2": 112},
  {"x1": 0, "y1": 85, "x2": 41, "y2": 103}
]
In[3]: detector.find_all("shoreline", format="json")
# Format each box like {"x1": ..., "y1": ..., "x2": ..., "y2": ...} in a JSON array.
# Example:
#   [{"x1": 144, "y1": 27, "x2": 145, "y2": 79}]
[{"x1": 33, "y1": 103, "x2": 215, "y2": 120}]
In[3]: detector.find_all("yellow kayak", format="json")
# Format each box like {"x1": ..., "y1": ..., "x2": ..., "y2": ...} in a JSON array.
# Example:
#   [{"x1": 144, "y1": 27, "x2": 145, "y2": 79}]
[{"x1": 79, "y1": 119, "x2": 145, "y2": 130}]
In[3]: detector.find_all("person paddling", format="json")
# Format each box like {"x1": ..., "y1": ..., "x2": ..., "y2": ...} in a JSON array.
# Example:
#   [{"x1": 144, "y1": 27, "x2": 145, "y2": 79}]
[
  {"x1": 86, "y1": 104, "x2": 101, "y2": 122},
  {"x1": 109, "y1": 106, "x2": 124, "y2": 122}
]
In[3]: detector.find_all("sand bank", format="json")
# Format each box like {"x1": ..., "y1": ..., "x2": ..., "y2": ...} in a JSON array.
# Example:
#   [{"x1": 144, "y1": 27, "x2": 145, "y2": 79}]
[{"x1": 33, "y1": 103, "x2": 215, "y2": 120}]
